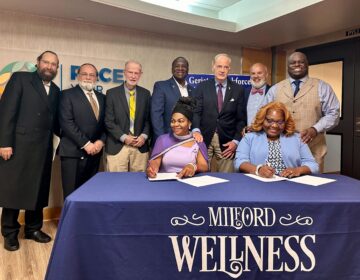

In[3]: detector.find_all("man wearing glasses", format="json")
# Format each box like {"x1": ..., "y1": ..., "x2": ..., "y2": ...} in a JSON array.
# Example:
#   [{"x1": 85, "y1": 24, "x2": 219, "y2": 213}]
[
  {"x1": 105, "y1": 60, "x2": 151, "y2": 172},
  {"x1": 0, "y1": 51, "x2": 60, "y2": 251},
  {"x1": 59, "y1": 63, "x2": 106, "y2": 199}
]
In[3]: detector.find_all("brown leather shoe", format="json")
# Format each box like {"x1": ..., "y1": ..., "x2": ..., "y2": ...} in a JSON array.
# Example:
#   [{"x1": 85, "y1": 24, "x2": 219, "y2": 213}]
[
  {"x1": 4, "y1": 236, "x2": 19, "y2": 251},
  {"x1": 24, "y1": 230, "x2": 51, "y2": 243}
]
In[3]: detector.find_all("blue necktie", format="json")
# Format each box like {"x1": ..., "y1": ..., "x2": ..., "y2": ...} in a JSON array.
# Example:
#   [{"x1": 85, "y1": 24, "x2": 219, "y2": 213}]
[{"x1": 293, "y1": 80, "x2": 301, "y2": 97}]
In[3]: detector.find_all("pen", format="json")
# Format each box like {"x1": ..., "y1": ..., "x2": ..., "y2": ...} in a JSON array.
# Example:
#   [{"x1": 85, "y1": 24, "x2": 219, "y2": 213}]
[{"x1": 265, "y1": 161, "x2": 276, "y2": 178}]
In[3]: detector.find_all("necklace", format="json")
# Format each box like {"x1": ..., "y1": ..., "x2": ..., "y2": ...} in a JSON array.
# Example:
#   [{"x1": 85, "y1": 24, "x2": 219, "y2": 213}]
[{"x1": 172, "y1": 132, "x2": 193, "y2": 141}]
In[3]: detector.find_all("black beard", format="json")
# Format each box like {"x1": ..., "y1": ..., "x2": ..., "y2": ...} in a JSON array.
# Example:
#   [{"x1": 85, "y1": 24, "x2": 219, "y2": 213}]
[{"x1": 37, "y1": 68, "x2": 57, "y2": 82}]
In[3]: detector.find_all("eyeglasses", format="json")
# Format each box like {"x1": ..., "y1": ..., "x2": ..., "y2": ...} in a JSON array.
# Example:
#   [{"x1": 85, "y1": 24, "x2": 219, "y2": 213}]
[
  {"x1": 265, "y1": 117, "x2": 285, "y2": 126},
  {"x1": 79, "y1": 73, "x2": 97, "y2": 78}
]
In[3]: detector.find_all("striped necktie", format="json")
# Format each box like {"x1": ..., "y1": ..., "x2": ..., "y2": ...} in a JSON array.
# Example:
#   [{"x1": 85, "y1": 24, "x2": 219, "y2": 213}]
[{"x1": 86, "y1": 91, "x2": 99, "y2": 120}]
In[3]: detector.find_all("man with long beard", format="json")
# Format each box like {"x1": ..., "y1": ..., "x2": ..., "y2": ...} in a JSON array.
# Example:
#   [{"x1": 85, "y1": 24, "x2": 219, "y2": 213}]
[
  {"x1": 0, "y1": 51, "x2": 60, "y2": 251},
  {"x1": 59, "y1": 63, "x2": 106, "y2": 198}
]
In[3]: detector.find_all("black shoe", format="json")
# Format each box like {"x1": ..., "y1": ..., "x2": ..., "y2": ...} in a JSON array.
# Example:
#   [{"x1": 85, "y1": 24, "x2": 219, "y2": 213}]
[
  {"x1": 4, "y1": 236, "x2": 19, "y2": 251},
  {"x1": 24, "y1": 230, "x2": 51, "y2": 243}
]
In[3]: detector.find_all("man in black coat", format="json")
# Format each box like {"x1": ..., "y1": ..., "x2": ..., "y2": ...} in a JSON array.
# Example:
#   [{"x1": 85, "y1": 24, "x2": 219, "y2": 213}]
[
  {"x1": 0, "y1": 51, "x2": 60, "y2": 251},
  {"x1": 105, "y1": 60, "x2": 151, "y2": 172},
  {"x1": 192, "y1": 53, "x2": 247, "y2": 172},
  {"x1": 59, "y1": 63, "x2": 106, "y2": 199}
]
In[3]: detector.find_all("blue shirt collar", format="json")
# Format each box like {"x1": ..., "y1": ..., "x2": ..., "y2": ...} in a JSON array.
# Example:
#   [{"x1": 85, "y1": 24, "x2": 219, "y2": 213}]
[
  {"x1": 215, "y1": 79, "x2": 227, "y2": 88},
  {"x1": 289, "y1": 75, "x2": 308, "y2": 84}
]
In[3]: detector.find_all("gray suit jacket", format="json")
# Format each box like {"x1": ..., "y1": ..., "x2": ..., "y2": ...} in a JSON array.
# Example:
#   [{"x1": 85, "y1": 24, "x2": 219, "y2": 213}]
[{"x1": 105, "y1": 83, "x2": 151, "y2": 154}]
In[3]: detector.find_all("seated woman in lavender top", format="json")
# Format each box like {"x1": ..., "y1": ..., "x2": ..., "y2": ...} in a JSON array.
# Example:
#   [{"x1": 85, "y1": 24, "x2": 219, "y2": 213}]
[{"x1": 146, "y1": 97, "x2": 208, "y2": 178}]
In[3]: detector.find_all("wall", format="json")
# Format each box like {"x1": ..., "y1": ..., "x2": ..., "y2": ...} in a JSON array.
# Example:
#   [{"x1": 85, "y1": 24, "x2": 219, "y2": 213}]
[
  {"x1": 0, "y1": 9, "x2": 252, "y2": 220},
  {"x1": 0, "y1": 10, "x2": 243, "y2": 91},
  {"x1": 242, "y1": 47, "x2": 286, "y2": 85}
]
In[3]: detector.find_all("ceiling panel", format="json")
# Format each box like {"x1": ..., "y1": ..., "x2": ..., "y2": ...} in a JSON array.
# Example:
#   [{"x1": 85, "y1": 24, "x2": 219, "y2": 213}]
[{"x1": 0, "y1": 0, "x2": 358, "y2": 48}]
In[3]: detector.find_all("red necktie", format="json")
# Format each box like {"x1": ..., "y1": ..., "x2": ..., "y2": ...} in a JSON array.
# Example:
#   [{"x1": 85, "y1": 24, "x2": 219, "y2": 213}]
[
  {"x1": 217, "y1": 83, "x2": 223, "y2": 112},
  {"x1": 250, "y1": 88, "x2": 264, "y2": 95}
]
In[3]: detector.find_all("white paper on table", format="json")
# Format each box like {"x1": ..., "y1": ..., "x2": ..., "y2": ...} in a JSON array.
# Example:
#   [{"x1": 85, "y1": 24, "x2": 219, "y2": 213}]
[
  {"x1": 288, "y1": 175, "x2": 336, "y2": 186},
  {"x1": 52, "y1": 135, "x2": 60, "y2": 161},
  {"x1": 244, "y1": 173, "x2": 287, "y2": 182},
  {"x1": 148, "y1": 172, "x2": 178, "y2": 181},
  {"x1": 178, "y1": 175, "x2": 229, "y2": 187}
]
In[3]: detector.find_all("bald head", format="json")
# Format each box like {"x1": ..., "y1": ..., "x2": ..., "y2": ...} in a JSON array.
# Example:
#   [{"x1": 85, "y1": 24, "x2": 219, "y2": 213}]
[
  {"x1": 287, "y1": 52, "x2": 308, "y2": 79},
  {"x1": 250, "y1": 63, "x2": 268, "y2": 89}
]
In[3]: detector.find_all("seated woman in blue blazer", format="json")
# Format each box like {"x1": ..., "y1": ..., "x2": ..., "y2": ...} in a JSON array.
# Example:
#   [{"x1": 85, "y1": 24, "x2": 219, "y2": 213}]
[{"x1": 234, "y1": 101, "x2": 319, "y2": 178}]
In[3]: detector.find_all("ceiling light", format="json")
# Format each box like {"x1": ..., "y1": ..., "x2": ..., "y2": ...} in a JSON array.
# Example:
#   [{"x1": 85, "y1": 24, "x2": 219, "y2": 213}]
[{"x1": 140, "y1": 0, "x2": 196, "y2": 12}]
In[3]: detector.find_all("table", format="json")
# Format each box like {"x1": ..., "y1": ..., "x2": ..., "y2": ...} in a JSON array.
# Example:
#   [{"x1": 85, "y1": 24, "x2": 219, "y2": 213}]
[{"x1": 46, "y1": 172, "x2": 360, "y2": 280}]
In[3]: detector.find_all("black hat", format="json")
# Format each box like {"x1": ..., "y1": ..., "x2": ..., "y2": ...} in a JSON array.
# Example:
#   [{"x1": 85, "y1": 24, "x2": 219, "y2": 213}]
[{"x1": 172, "y1": 97, "x2": 196, "y2": 122}]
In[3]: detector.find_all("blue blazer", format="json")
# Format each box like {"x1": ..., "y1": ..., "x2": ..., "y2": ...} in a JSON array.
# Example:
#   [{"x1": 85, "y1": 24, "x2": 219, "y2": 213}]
[
  {"x1": 234, "y1": 131, "x2": 319, "y2": 173},
  {"x1": 151, "y1": 77, "x2": 194, "y2": 142}
]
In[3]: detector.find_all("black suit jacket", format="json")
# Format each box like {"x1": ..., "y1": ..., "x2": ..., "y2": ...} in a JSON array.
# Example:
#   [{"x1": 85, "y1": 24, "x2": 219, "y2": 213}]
[
  {"x1": 59, "y1": 85, "x2": 106, "y2": 158},
  {"x1": 0, "y1": 71, "x2": 60, "y2": 210},
  {"x1": 105, "y1": 83, "x2": 151, "y2": 154},
  {"x1": 192, "y1": 78, "x2": 247, "y2": 151}
]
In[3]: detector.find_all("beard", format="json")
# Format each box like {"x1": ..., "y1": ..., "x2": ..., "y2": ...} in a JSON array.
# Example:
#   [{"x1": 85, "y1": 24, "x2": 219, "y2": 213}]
[
  {"x1": 79, "y1": 80, "x2": 96, "y2": 91},
  {"x1": 250, "y1": 78, "x2": 266, "y2": 89},
  {"x1": 37, "y1": 68, "x2": 57, "y2": 82}
]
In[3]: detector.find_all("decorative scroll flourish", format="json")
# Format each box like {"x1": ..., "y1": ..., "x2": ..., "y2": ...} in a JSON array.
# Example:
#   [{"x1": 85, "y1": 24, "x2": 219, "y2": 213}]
[
  {"x1": 224, "y1": 260, "x2": 243, "y2": 279},
  {"x1": 279, "y1": 214, "x2": 313, "y2": 226},
  {"x1": 171, "y1": 214, "x2": 205, "y2": 226}
]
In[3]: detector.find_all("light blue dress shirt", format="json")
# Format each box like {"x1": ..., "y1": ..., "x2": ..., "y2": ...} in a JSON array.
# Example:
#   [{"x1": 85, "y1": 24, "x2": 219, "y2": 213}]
[
  {"x1": 247, "y1": 85, "x2": 267, "y2": 125},
  {"x1": 265, "y1": 76, "x2": 340, "y2": 133}
]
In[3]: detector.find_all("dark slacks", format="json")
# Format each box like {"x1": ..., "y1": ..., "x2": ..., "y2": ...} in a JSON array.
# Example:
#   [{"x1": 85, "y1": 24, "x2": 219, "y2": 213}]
[
  {"x1": 61, "y1": 155, "x2": 101, "y2": 199},
  {"x1": 1, "y1": 207, "x2": 43, "y2": 237}
]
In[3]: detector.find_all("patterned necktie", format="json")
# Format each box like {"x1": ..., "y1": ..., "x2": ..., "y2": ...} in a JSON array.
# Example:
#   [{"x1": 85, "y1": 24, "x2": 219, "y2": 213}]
[
  {"x1": 129, "y1": 90, "x2": 136, "y2": 134},
  {"x1": 86, "y1": 91, "x2": 99, "y2": 120},
  {"x1": 250, "y1": 88, "x2": 264, "y2": 95},
  {"x1": 217, "y1": 83, "x2": 223, "y2": 112},
  {"x1": 293, "y1": 80, "x2": 301, "y2": 97}
]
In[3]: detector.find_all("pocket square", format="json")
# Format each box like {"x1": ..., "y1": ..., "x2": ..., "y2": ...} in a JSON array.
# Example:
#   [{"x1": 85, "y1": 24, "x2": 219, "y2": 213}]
[{"x1": 230, "y1": 98, "x2": 235, "y2": 102}]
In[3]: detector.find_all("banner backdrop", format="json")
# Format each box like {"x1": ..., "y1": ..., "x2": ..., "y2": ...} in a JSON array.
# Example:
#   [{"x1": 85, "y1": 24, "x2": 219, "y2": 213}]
[
  {"x1": 1, "y1": 49, "x2": 251, "y2": 97},
  {"x1": 186, "y1": 74, "x2": 251, "y2": 89},
  {"x1": 0, "y1": 48, "x2": 126, "y2": 96}
]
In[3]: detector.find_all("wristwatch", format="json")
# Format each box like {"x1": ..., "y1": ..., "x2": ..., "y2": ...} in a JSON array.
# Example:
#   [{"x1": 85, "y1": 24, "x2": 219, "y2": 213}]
[{"x1": 255, "y1": 164, "x2": 263, "y2": 176}]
